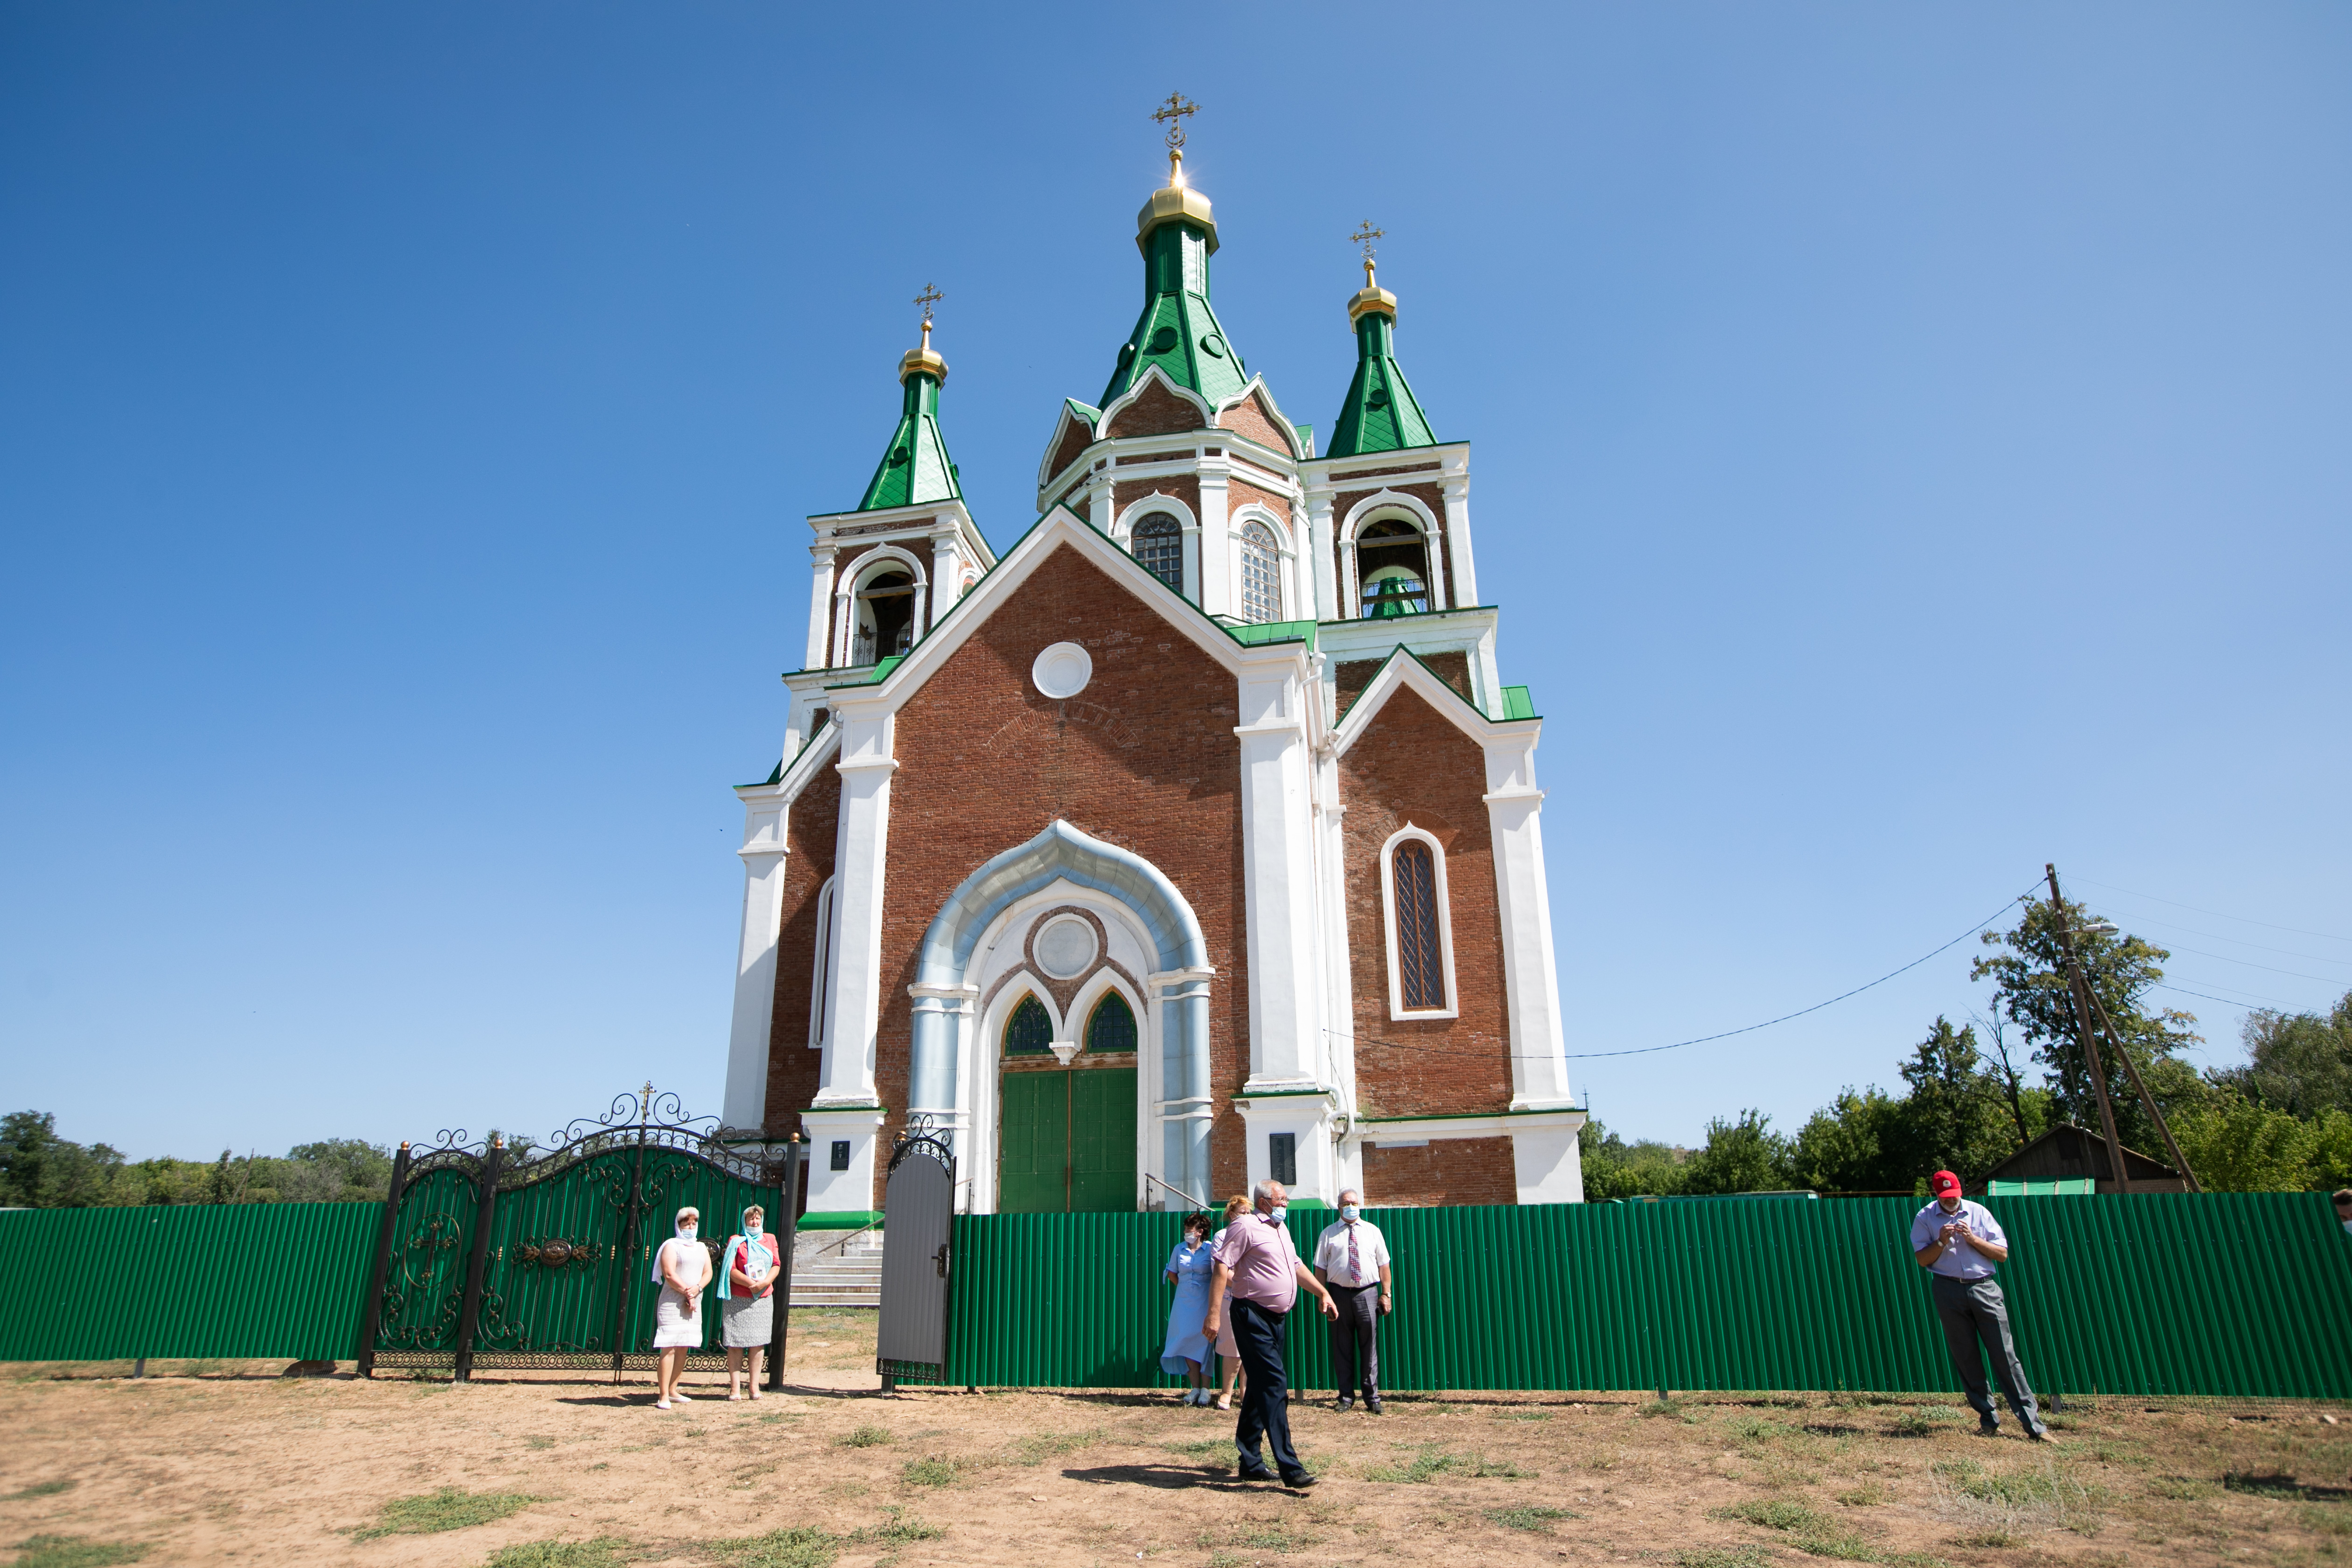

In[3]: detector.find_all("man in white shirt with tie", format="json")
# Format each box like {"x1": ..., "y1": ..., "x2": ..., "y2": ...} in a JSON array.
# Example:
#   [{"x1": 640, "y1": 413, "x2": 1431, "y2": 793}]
[{"x1": 1312, "y1": 1189, "x2": 1393, "y2": 1413}]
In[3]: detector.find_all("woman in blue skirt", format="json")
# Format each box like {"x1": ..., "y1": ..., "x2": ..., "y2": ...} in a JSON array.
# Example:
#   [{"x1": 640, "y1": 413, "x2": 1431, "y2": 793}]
[{"x1": 1160, "y1": 1212, "x2": 1217, "y2": 1405}]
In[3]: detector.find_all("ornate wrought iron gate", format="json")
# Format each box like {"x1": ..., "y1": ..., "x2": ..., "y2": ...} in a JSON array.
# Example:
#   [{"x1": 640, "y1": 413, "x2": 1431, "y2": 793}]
[
  {"x1": 357, "y1": 1087, "x2": 804, "y2": 1383},
  {"x1": 876, "y1": 1124, "x2": 955, "y2": 1386}
]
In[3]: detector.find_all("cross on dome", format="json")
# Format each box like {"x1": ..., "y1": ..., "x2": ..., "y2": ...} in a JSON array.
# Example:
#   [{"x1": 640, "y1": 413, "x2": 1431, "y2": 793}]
[
  {"x1": 1151, "y1": 92, "x2": 1200, "y2": 185},
  {"x1": 913, "y1": 282, "x2": 944, "y2": 349},
  {"x1": 1351, "y1": 220, "x2": 1386, "y2": 286}
]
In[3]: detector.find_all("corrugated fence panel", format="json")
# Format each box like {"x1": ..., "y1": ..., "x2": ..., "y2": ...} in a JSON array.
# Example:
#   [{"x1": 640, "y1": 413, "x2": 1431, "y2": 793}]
[
  {"x1": 942, "y1": 1194, "x2": 2352, "y2": 1397},
  {"x1": 0, "y1": 1204, "x2": 379, "y2": 1363}
]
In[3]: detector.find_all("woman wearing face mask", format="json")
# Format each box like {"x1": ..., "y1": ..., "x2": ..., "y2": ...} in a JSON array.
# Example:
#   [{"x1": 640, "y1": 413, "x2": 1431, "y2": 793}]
[
  {"x1": 1207, "y1": 1195, "x2": 1251, "y2": 1411},
  {"x1": 1159, "y1": 1212, "x2": 1218, "y2": 1405},
  {"x1": 650, "y1": 1205, "x2": 712, "y2": 1410},
  {"x1": 718, "y1": 1204, "x2": 780, "y2": 1400}
]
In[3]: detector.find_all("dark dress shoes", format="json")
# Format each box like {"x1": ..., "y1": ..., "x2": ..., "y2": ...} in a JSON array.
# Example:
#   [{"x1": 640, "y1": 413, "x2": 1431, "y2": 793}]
[
  {"x1": 1334, "y1": 1395, "x2": 1354, "y2": 1412},
  {"x1": 1281, "y1": 1469, "x2": 1317, "y2": 1489},
  {"x1": 1365, "y1": 1395, "x2": 1384, "y2": 1414},
  {"x1": 1235, "y1": 1461, "x2": 1276, "y2": 1483}
]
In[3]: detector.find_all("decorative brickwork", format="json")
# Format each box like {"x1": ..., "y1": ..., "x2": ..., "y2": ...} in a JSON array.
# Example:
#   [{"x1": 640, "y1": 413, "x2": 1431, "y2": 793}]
[
  {"x1": 865, "y1": 544, "x2": 1252, "y2": 1206},
  {"x1": 1115, "y1": 449, "x2": 1197, "y2": 467},
  {"x1": 1218, "y1": 389, "x2": 1294, "y2": 455},
  {"x1": 1046, "y1": 417, "x2": 1094, "y2": 486},
  {"x1": 1329, "y1": 461, "x2": 1441, "y2": 485},
  {"x1": 1333, "y1": 652, "x2": 1470, "y2": 722},
  {"x1": 1113, "y1": 476, "x2": 1201, "y2": 521},
  {"x1": 1360, "y1": 1135, "x2": 1517, "y2": 1208},
  {"x1": 1336, "y1": 684, "x2": 1511, "y2": 1119},
  {"x1": 1105, "y1": 378, "x2": 1208, "y2": 439},
  {"x1": 761, "y1": 763, "x2": 841, "y2": 1136},
  {"x1": 1226, "y1": 476, "x2": 1291, "y2": 528}
]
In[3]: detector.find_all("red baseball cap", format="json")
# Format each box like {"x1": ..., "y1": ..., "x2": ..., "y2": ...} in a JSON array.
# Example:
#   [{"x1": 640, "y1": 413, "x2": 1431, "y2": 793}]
[{"x1": 1930, "y1": 1171, "x2": 1962, "y2": 1196}]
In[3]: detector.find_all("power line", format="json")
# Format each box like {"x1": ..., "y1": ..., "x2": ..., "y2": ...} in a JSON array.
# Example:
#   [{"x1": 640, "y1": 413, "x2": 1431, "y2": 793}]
[
  {"x1": 2145, "y1": 943, "x2": 2352, "y2": 986},
  {"x1": 2073, "y1": 910, "x2": 2352, "y2": 969},
  {"x1": 2152, "y1": 980, "x2": 2331, "y2": 1014},
  {"x1": 2069, "y1": 875, "x2": 2352, "y2": 946}
]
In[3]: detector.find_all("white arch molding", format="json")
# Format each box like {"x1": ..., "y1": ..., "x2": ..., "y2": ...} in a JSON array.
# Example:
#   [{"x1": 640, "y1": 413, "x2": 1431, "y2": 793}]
[
  {"x1": 1112, "y1": 493, "x2": 1201, "y2": 602},
  {"x1": 1227, "y1": 503, "x2": 1297, "y2": 623},
  {"x1": 831, "y1": 545, "x2": 932, "y2": 666},
  {"x1": 1338, "y1": 490, "x2": 1448, "y2": 617}
]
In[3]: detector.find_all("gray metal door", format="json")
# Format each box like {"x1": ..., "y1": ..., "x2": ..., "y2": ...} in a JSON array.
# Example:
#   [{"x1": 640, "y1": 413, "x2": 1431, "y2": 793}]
[{"x1": 876, "y1": 1128, "x2": 954, "y2": 1384}]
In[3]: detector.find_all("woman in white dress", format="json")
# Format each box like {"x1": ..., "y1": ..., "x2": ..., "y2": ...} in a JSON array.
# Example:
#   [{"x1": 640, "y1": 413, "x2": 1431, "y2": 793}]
[{"x1": 651, "y1": 1206, "x2": 711, "y2": 1410}]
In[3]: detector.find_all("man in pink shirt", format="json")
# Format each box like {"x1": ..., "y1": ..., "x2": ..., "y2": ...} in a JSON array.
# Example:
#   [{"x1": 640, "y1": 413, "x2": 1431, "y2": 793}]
[{"x1": 1202, "y1": 1179, "x2": 1339, "y2": 1488}]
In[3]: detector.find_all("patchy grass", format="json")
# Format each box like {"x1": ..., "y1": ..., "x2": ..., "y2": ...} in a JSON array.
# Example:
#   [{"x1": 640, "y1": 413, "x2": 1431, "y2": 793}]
[
  {"x1": 861, "y1": 1506, "x2": 942, "y2": 1547},
  {"x1": 1009, "y1": 1427, "x2": 1100, "y2": 1464},
  {"x1": 897, "y1": 1455, "x2": 963, "y2": 1487},
  {"x1": 10, "y1": 1539, "x2": 151, "y2": 1568},
  {"x1": 350, "y1": 1486, "x2": 539, "y2": 1541},
  {"x1": 0, "y1": 1481, "x2": 77, "y2": 1502},
  {"x1": 483, "y1": 1541, "x2": 638, "y2": 1568},
  {"x1": 1360, "y1": 1444, "x2": 1529, "y2": 1483},
  {"x1": 1486, "y1": 1505, "x2": 1579, "y2": 1533},
  {"x1": 707, "y1": 1525, "x2": 840, "y2": 1568},
  {"x1": 1887, "y1": 1411, "x2": 1939, "y2": 1438},
  {"x1": 1714, "y1": 1498, "x2": 1826, "y2": 1532},
  {"x1": 1929, "y1": 1456, "x2": 2099, "y2": 1539},
  {"x1": 835, "y1": 1423, "x2": 892, "y2": 1448},
  {"x1": 1836, "y1": 1485, "x2": 1885, "y2": 1507},
  {"x1": 1674, "y1": 1549, "x2": 1773, "y2": 1568},
  {"x1": 2225, "y1": 1470, "x2": 2352, "y2": 1502}
]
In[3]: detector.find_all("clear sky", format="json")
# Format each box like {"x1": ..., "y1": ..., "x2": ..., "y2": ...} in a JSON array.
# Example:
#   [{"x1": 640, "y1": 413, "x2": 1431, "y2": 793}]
[{"x1": 4, "y1": 3, "x2": 2348, "y2": 1162}]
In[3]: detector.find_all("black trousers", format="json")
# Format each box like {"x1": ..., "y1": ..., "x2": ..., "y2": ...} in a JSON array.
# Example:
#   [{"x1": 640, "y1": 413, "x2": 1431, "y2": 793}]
[
  {"x1": 1228, "y1": 1298, "x2": 1300, "y2": 1475},
  {"x1": 1329, "y1": 1282, "x2": 1379, "y2": 1398},
  {"x1": 1931, "y1": 1274, "x2": 2042, "y2": 1431}
]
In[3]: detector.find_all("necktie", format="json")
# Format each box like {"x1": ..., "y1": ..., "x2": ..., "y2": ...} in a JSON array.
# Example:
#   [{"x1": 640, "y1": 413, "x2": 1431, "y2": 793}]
[{"x1": 1346, "y1": 1224, "x2": 1360, "y2": 1284}]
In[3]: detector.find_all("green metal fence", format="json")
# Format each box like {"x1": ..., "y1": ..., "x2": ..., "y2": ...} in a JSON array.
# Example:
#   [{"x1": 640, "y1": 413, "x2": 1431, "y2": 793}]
[
  {"x1": 0, "y1": 1204, "x2": 378, "y2": 1363},
  {"x1": 945, "y1": 1193, "x2": 2352, "y2": 1398}
]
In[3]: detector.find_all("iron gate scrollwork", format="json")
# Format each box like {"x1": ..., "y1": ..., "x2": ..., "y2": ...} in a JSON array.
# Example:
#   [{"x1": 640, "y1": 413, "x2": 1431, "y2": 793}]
[
  {"x1": 358, "y1": 1087, "x2": 805, "y2": 1384},
  {"x1": 876, "y1": 1120, "x2": 955, "y2": 1386}
]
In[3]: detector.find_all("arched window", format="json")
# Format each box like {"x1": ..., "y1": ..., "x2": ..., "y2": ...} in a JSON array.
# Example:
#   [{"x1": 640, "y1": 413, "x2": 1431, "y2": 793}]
[
  {"x1": 1084, "y1": 991, "x2": 1137, "y2": 1055},
  {"x1": 853, "y1": 568, "x2": 917, "y2": 664},
  {"x1": 1003, "y1": 994, "x2": 1053, "y2": 1056},
  {"x1": 806, "y1": 876, "x2": 837, "y2": 1052},
  {"x1": 1239, "y1": 523, "x2": 1281, "y2": 623},
  {"x1": 1358, "y1": 519, "x2": 1430, "y2": 617},
  {"x1": 1132, "y1": 512, "x2": 1183, "y2": 593},
  {"x1": 1389, "y1": 840, "x2": 1447, "y2": 1012}
]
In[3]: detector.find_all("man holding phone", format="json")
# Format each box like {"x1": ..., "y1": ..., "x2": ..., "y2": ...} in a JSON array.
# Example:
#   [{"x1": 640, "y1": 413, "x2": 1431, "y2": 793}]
[{"x1": 1910, "y1": 1169, "x2": 2048, "y2": 1441}]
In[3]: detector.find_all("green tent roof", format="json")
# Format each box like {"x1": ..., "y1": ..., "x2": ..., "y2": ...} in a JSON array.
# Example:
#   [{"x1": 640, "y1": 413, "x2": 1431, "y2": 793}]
[
  {"x1": 1097, "y1": 214, "x2": 1252, "y2": 411},
  {"x1": 855, "y1": 364, "x2": 961, "y2": 512},
  {"x1": 1326, "y1": 308, "x2": 1437, "y2": 459}
]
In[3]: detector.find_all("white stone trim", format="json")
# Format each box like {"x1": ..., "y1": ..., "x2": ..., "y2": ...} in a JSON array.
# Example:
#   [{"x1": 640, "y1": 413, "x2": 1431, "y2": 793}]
[
  {"x1": 1097, "y1": 363, "x2": 1217, "y2": 442},
  {"x1": 1330, "y1": 648, "x2": 1535, "y2": 761},
  {"x1": 721, "y1": 783, "x2": 790, "y2": 1130},
  {"x1": 833, "y1": 545, "x2": 931, "y2": 668},
  {"x1": 1377, "y1": 823, "x2": 1459, "y2": 1021},
  {"x1": 805, "y1": 875, "x2": 837, "y2": 1053},
  {"x1": 798, "y1": 1106, "x2": 887, "y2": 1216},
  {"x1": 1212, "y1": 376, "x2": 1307, "y2": 461},
  {"x1": 1338, "y1": 490, "x2": 1447, "y2": 616}
]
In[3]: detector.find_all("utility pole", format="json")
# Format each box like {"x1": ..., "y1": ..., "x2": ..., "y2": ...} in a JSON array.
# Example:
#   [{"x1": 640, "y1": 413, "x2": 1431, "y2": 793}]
[{"x1": 2046, "y1": 864, "x2": 2133, "y2": 1195}]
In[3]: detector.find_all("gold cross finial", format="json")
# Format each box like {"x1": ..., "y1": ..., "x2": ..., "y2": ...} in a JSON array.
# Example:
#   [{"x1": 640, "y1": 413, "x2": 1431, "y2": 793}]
[
  {"x1": 1351, "y1": 220, "x2": 1385, "y2": 285},
  {"x1": 913, "y1": 282, "x2": 943, "y2": 350},
  {"x1": 1152, "y1": 92, "x2": 1200, "y2": 185}
]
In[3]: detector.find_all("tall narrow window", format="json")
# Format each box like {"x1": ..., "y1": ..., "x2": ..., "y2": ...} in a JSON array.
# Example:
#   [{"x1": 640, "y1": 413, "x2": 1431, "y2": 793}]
[
  {"x1": 853, "y1": 569, "x2": 917, "y2": 664},
  {"x1": 1268, "y1": 1132, "x2": 1297, "y2": 1187},
  {"x1": 1391, "y1": 840, "x2": 1446, "y2": 1010},
  {"x1": 1358, "y1": 519, "x2": 1430, "y2": 617},
  {"x1": 1239, "y1": 523, "x2": 1281, "y2": 623},
  {"x1": 1132, "y1": 512, "x2": 1183, "y2": 593},
  {"x1": 1003, "y1": 994, "x2": 1053, "y2": 1056},
  {"x1": 1084, "y1": 992, "x2": 1137, "y2": 1054},
  {"x1": 806, "y1": 877, "x2": 837, "y2": 1051}
]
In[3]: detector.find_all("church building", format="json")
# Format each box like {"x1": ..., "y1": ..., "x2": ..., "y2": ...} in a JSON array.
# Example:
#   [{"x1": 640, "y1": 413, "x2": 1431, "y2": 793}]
[{"x1": 719, "y1": 126, "x2": 1584, "y2": 1222}]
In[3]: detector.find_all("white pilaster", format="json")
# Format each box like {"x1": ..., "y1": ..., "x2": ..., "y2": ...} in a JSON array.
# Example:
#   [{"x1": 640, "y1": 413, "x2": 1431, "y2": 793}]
[
  {"x1": 928, "y1": 525, "x2": 961, "y2": 620},
  {"x1": 805, "y1": 546, "x2": 838, "y2": 670},
  {"x1": 798, "y1": 1108, "x2": 887, "y2": 1217},
  {"x1": 1197, "y1": 456, "x2": 1232, "y2": 617},
  {"x1": 814, "y1": 705, "x2": 896, "y2": 1108},
  {"x1": 1235, "y1": 663, "x2": 1319, "y2": 1092},
  {"x1": 1441, "y1": 469, "x2": 1478, "y2": 605},
  {"x1": 1304, "y1": 487, "x2": 1335, "y2": 623},
  {"x1": 1482, "y1": 731, "x2": 1574, "y2": 1109},
  {"x1": 721, "y1": 784, "x2": 790, "y2": 1132}
]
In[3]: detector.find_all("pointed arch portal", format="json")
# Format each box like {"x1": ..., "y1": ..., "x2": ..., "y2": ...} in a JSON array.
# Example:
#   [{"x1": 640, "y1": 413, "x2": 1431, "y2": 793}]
[{"x1": 908, "y1": 819, "x2": 1213, "y2": 1207}]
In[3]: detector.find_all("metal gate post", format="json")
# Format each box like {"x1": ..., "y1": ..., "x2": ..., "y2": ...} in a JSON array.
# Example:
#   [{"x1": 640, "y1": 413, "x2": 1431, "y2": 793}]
[
  {"x1": 452, "y1": 1138, "x2": 505, "y2": 1383},
  {"x1": 355, "y1": 1141, "x2": 412, "y2": 1379},
  {"x1": 609, "y1": 1108, "x2": 651, "y2": 1383},
  {"x1": 767, "y1": 1134, "x2": 803, "y2": 1393}
]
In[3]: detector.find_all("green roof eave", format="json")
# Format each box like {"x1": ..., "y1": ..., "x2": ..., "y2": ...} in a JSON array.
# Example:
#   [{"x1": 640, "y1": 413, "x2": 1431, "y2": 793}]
[
  {"x1": 1226, "y1": 618, "x2": 1317, "y2": 651},
  {"x1": 1502, "y1": 685, "x2": 1537, "y2": 720}
]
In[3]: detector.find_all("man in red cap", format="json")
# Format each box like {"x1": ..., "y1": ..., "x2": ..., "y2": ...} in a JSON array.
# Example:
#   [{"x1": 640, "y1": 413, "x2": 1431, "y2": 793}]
[{"x1": 1910, "y1": 1169, "x2": 2047, "y2": 1441}]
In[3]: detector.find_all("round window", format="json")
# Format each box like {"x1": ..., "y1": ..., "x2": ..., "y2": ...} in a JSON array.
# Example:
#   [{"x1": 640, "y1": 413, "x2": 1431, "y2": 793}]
[
  {"x1": 1030, "y1": 640, "x2": 1093, "y2": 699},
  {"x1": 1147, "y1": 326, "x2": 1179, "y2": 353},
  {"x1": 1199, "y1": 333, "x2": 1226, "y2": 358},
  {"x1": 1034, "y1": 917, "x2": 1099, "y2": 980}
]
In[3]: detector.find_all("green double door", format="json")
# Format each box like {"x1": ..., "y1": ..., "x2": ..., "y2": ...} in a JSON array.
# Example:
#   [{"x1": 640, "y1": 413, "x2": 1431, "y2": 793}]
[{"x1": 1000, "y1": 1066, "x2": 1137, "y2": 1212}]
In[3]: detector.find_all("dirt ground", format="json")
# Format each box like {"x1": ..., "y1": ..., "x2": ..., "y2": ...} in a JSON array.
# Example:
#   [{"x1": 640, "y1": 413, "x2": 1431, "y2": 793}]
[{"x1": 2, "y1": 1306, "x2": 2347, "y2": 1568}]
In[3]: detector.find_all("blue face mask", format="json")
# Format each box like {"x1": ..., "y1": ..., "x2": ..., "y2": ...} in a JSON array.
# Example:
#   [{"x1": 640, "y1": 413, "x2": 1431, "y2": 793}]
[
  {"x1": 1266, "y1": 1205, "x2": 1287, "y2": 1224},
  {"x1": 1340, "y1": 1205, "x2": 1361, "y2": 1222}
]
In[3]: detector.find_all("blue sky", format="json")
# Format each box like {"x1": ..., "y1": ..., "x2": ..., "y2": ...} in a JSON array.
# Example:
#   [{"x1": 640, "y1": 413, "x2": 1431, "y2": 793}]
[{"x1": 4, "y1": 3, "x2": 2348, "y2": 1162}]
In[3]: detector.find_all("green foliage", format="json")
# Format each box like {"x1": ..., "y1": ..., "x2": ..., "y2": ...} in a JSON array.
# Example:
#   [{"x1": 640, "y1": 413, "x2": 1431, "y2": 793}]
[
  {"x1": 350, "y1": 1487, "x2": 539, "y2": 1540},
  {"x1": 9, "y1": 1538, "x2": 151, "y2": 1568},
  {"x1": 0, "y1": 1112, "x2": 392, "y2": 1208},
  {"x1": 2212, "y1": 993, "x2": 2352, "y2": 1119},
  {"x1": 1682, "y1": 1110, "x2": 1792, "y2": 1195},
  {"x1": 2169, "y1": 1095, "x2": 2352, "y2": 1191},
  {"x1": 1972, "y1": 896, "x2": 2204, "y2": 1151},
  {"x1": 1576, "y1": 1119, "x2": 1690, "y2": 1198}
]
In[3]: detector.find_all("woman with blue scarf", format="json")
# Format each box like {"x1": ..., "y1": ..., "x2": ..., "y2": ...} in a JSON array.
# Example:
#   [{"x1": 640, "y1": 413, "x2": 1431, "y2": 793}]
[
  {"x1": 717, "y1": 1204, "x2": 780, "y2": 1400},
  {"x1": 1159, "y1": 1212, "x2": 1217, "y2": 1405}
]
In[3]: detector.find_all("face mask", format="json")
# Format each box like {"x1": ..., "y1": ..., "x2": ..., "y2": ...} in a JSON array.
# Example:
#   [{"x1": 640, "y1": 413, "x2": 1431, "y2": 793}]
[
  {"x1": 679, "y1": 1225, "x2": 698, "y2": 1239},
  {"x1": 1340, "y1": 1205, "x2": 1361, "y2": 1222},
  {"x1": 745, "y1": 1222, "x2": 763, "y2": 1238},
  {"x1": 1267, "y1": 1205, "x2": 1287, "y2": 1224}
]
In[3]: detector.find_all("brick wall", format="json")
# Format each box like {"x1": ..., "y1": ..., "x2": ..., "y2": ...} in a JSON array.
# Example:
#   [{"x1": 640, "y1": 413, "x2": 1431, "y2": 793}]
[
  {"x1": 1335, "y1": 684, "x2": 1512, "y2": 1120},
  {"x1": 1333, "y1": 652, "x2": 1470, "y2": 722},
  {"x1": 1218, "y1": 389, "x2": 1293, "y2": 455},
  {"x1": 1226, "y1": 475, "x2": 1291, "y2": 528},
  {"x1": 1046, "y1": 417, "x2": 1094, "y2": 485},
  {"x1": 1113, "y1": 476, "x2": 1201, "y2": 524},
  {"x1": 865, "y1": 543, "x2": 1253, "y2": 1205},
  {"x1": 1106, "y1": 379, "x2": 1207, "y2": 439},
  {"x1": 1359, "y1": 1135, "x2": 1516, "y2": 1208},
  {"x1": 760, "y1": 763, "x2": 842, "y2": 1135}
]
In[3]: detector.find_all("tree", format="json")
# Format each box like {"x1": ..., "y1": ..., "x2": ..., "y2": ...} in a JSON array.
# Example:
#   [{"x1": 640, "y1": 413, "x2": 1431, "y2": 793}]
[
  {"x1": 1787, "y1": 1088, "x2": 1910, "y2": 1195},
  {"x1": 1895, "y1": 1017, "x2": 2021, "y2": 1183},
  {"x1": 1972, "y1": 895, "x2": 2205, "y2": 1152},
  {"x1": 2209, "y1": 992, "x2": 2352, "y2": 1120},
  {"x1": 0, "y1": 1111, "x2": 126, "y2": 1208},
  {"x1": 1575, "y1": 1119, "x2": 1688, "y2": 1201},
  {"x1": 1682, "y1": 1110, "x2": 1792, "y2": 1195}
]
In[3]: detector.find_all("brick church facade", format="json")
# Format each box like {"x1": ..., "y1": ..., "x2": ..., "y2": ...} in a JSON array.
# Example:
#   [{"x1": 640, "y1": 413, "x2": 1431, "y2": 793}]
[{"x1": 719, "y1": 149, "x2": 1584, "y2": 1221}]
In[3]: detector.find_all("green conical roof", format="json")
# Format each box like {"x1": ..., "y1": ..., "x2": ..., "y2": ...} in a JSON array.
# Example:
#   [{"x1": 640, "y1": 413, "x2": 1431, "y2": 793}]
[
  {"x1": 855, "y1": 346, "x2": 961, "y2": 512},
  {"x1": 1326, "y1": 301, "x2": 1436, "y2": 459},
  {"x1": 1098, "y1": 186, "x2": 1253, "y2": 411}
]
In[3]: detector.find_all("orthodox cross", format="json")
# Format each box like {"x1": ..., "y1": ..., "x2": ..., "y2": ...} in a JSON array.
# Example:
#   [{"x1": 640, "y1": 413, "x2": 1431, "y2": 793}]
[
  {"x1": 1351, "y1": 220, "x2": 1385, "y2": 284},
  {"x1": 1152, "y1": 92, "x2": 1199, "y2": 150},
  {"x1": 913, "y1": 282, "x2": 943, "y2": 349}
]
